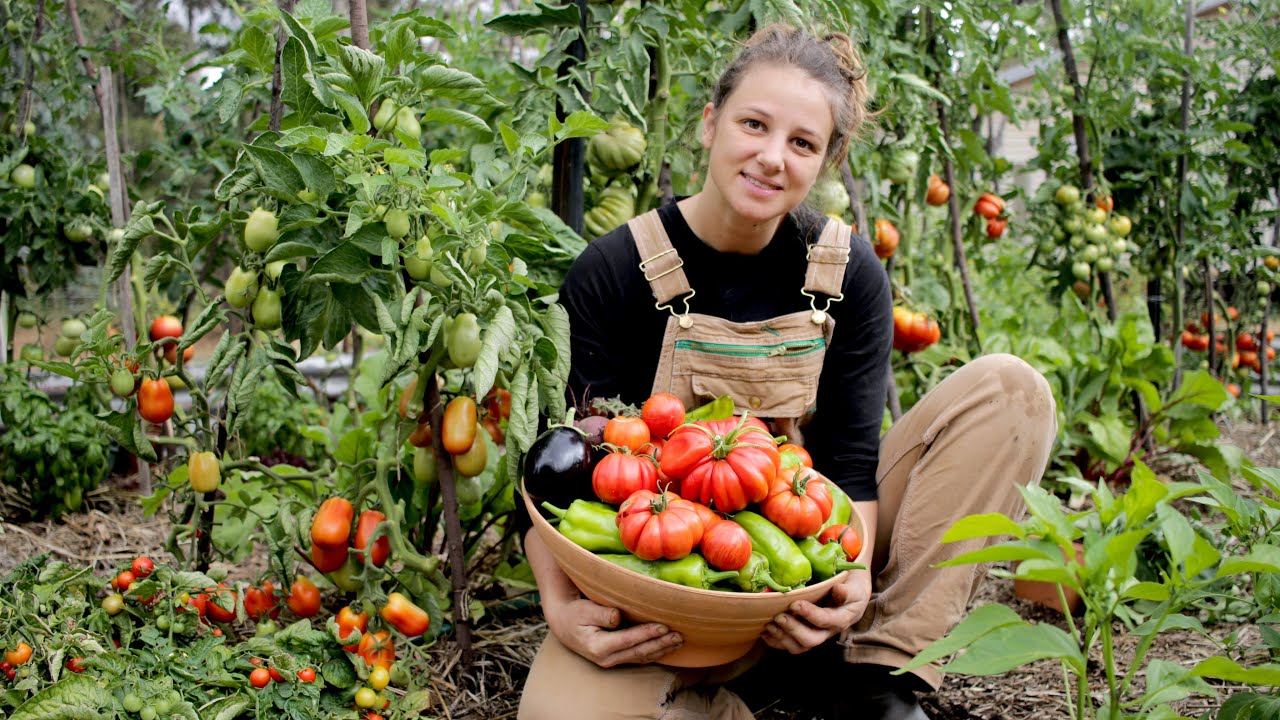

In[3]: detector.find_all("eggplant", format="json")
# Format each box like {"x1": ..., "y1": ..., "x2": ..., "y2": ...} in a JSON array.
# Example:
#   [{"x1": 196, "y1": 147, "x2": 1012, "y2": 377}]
[{"x1": 523, "y1": 425, "x2": 598, "y2": 510}]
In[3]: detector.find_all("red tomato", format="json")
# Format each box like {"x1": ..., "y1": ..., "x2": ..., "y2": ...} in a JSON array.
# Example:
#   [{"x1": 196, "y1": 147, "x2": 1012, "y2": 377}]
[
  {"x1": 243, "y1": 583, "x2": 275, "y2": 621},
  {"x1": 131, "y1": 557, "x2": 154, "y2": 578},
  {"x1": 268, "y1": 666, "x2": 285, "y2": 683},
  {"x1": 137, "y1": 378, "x2": 174, "y2": 424},
  {"x1": 700, "y1": 520, "x2": 752, "y2": 571},
  {"x1": 113, "y1": 570, "x2": 136, "y2": 592},
  {"x1": 616, "y1": 489, "x2": 705, "y2": 561},
  {"x1": 986, "y1": 217, "x2": 1007, "y2": 238},
  {"x1": 310, "y1": 539, "x2": 349, "y2": 573},
  {"x1": 761, "y1": 466, "x2": 835, "y2": 538},
  {"x1": 286, "y1": 576, "x2": 321, "y2": 618},
  {"x1": 483, "y1": 387, "x2": 512, "y2": 420},
  {"x1": 311, "y1": 497, "x2": 354, "y2": 548},
  {"x1": 357, "y1": 630, "x2": 395, "y2": 669},
  {"x1": 249, "y1": 667, "x2": 271, "y2": 688},
  {"x1": 891, "y1": 307, "x2": 942, "y2": 353},
  {"x1": 204, "y1": 586, "x2": 236, "y2": 623},
  {"x1": 818, "y1": 523, "x2": 864, "y2": 560},
  {"x1": 686, "y1": 500, "x2": 721, "y2": 532},
  {"x1": 353, "y1": 510, "x2": 390, "y2": 568},
  {"x1": 592, "y1": 449, "x2": 659, "y2": 505},
  {"x1": 777, "y1": 443, "x2": 812, "y2": 469},
  {"x1": 973, "y1": 192, "x2": 1005, "y2": 219},
  {"x1": 660, "y1": 419, "x2": 779, "y2": 513},
  {"x1": 641, "y1": 393, "x2": 686, "y2": 439},
  {"x1": 925, "y1": 176, "x2": 950, "y2": 206},
  {"x1": 64, "y1": 657, "x2": 86, "y2": 673},
  {"x1": 337, "y1": 606, "x2": 369, "y2": 650},
  {"x1": 603, "y1": 416, "x2": 652, "y2": 453},
  {"x1": 297, "y1": 667, "x2": 316, "y2": 683},
  {"x1": 149, "y1": 315, "x2": 183, "y2": 342},
  {"x1": 379, "y1": 592, "x2": 430, "y2": 637},
  {"x1": 873, "y1": 219, "x2": 899, "y2": 259},
  {"x1": 1236, "y1": 332, "x2": 1260, "y2": 353},
  {"x1": 164, "y1": 345, "x2": 194, "y2": 365}
]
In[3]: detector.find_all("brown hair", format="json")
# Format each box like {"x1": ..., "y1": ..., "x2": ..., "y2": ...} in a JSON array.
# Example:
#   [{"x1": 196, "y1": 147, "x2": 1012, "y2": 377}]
[{"x1": 710, "y1": 24, "x2": 871, "y2": 166}]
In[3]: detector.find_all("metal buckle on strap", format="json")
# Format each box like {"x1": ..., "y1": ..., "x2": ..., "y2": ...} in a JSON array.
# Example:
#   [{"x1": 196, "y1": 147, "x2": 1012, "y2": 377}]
[
  {"x1": 639, "y1": 248, "x2": 685, "y2": 282},
  {"x1": 656, "y1": 290, "x2": 697, "y2": 329},
  {"x1": 801, "y1": 290, "x2": 844, "y2": 325},
  {"x1": 805, "y1": 242, "x2": 850, "y2": 264}
]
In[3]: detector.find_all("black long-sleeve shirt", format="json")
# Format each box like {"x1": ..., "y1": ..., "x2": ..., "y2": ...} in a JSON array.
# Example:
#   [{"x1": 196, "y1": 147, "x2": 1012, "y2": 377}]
[{"x1": 558, "y1": 202, "x2": 892, "y2": 501}]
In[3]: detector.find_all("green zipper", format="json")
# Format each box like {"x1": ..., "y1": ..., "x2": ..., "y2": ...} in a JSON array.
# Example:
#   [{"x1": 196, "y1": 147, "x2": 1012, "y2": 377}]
[{"x1": 673, "y1": 338, "x2": 825, "y2": 358}]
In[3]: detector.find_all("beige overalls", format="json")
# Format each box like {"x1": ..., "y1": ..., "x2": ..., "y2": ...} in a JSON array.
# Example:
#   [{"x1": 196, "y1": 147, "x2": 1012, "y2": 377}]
[{"x1": 519, "y1": 210, "x2": 1059, "y2": 720}]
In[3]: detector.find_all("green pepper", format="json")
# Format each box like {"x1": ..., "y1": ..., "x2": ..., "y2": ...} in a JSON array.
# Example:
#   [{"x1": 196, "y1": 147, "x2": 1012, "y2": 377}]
[
  {"x1": 797, "y1": 537, "x2": 865, "y2": 581},
  {"x1": 725, "y1": 551, "x2": 793, "y2": 593},
  {"x1": 822, "y1": 480, "x2": 852, "y2": 530},
  {"x1": 684, "y1": 394, "x2": 736, "y2": 422},
  {"x1": 599, "y1": 554, "x2": 740, "y2": 589},
  {"x1": 732, "y1": 511, "x2": 812, "y2": 588},
  {"x1": 543, "y1": 500, "x2": 627, "y2": 554}
]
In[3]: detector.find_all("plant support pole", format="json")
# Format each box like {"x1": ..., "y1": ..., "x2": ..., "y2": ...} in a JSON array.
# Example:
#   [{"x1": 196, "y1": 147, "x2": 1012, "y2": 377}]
[
  {"x1": 424, "y1": 373, "x2": 474, "y2": 667},
  {"x1": 552, "y1": 0, "x2": 588, "y2": 234},
  {"x1": 269, "y1": 0, "x2": 298, "y2": 132}
]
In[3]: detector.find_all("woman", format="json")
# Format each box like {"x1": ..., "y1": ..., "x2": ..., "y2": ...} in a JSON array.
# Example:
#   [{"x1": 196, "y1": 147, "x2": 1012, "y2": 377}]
[{"x1": 519, "y1": 24, "x2": 1057, "y2": 720}]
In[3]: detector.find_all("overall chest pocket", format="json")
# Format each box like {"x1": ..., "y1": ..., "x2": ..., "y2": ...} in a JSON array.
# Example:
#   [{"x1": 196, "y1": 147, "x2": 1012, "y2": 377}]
[{"x1": 669, "y1": 336, "x2": 825, "y2": 420}]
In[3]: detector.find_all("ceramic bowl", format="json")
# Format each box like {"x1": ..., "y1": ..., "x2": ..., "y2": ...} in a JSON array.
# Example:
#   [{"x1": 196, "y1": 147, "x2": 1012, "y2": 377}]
[{"x1": 524, "y1": 483, "x2": 858, "y2": 668}]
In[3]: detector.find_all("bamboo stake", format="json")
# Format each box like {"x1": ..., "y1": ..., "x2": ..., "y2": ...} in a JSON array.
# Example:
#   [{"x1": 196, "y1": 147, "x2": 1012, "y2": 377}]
[{"x1": 1172, "y1": 0, "x2": 1195, "y2": 391}]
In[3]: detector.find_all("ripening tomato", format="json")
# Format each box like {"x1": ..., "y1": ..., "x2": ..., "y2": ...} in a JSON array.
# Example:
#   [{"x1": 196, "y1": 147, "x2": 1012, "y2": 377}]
[
  {"x1": 5, "y1": 642, "x2": 32, "y2": 666},
  {"x1": 973, "y1": 192, "x2": 1005, "y2": 219},
  {"x1": 603, "y1": 416, "x2": 651, "y2": 453},
  {"x1": 891, "y1": 307, "x2": 941, "y2": 353},
  {"x1": 451, "y1": 427, "x2": 489, "y2": 478},
  {"x1": 1095, "y1": 194, "x2": 1114, "y2": 212},
  {"x1": 818, "y1": 522, "x2": 863, "y2": 560},
  {"x1": 163, "y1": 344, "x2": 194, "y2": 365},
  {"x1": 442, "y1": 397, "x2": 478, "y2": 454},
  {"x1": 138, "y1": 378, "x2": 174, "y2": 424},
  {"x1": 149, "y1": 315, "x2": 183, "y2": 342},
  {"x1": 873, "y1": 219, "x2": 899, "y2": 259},
  {"x1": 408, "y1": 420, "x2": 433, "y2": 448},
  {"x1": 986, "y1": 217, "x2": 1007, "y2": 238},
  {"x1": 700, "y1": 520, "x2": 752, "y2": 571},
  {"x1": 379, "y1": 593, "x2": 430, "y2": 637},
  {"x1": 761, "y1": 466, "x2": 835, "y2": 538},
  {"x1": 925, "y1": 175, "x2": 950, "y2": 206},
  {"x1": 113, "y1": 570, "x2": 136, "y2": 592},
  {"x1": 310, "y1": 541, "x2": 348, "y2": 573},
  {"x1": 357, "y1": 630, "x2": 395, "y2": 669},
  {"x1": 616, "y1": 489, "x2": 704, "y2": 561},
  {"x1": 641, "y1": 393, "x2": 686, "y2": 440},
  {"x1": 189, "y1": 451, "x2": 221, "y2": 493},
  {"x1": 311, "y1": 497, "x2": 354, "y2": 548},
  {"x1": 337, "y1": 606, "x2": 369, "y2": 650},
  {"x1": 483, "y1": 387, "x2": 512, "y2": 421},
  {"x1": 592, "y1": 449, "x2": 659, "y2": 505},
  {"x1": 286, "y1": 576, "x2": 321, "y2": 618},
  {"x1": 353, "y1": 510, "x2": 390, "y2": 567},
  {"x1": 777, "y1": 443, "x2": 813, "y2": 469}
]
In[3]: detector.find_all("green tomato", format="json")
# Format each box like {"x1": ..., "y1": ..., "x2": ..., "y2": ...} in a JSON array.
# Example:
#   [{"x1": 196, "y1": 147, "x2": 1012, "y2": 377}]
[
  {"x1": 155, "y1": 615, "x2": 171, "y2": 631},
  {"x1": 467, "y1": 240, "x2": 488, "y2": 268},
  {"x1": 111, "y1": 367, "x2": 137, "y2": 397},
  {"x1": 395, "y1": 107, "x2": 421, "y2": 140},
  {"x1": 355, "y1": 687, "x2": 378, "y2": 709},
  {"x1": 17, "y1": 311, "x2": 37, "y2": 329},
  {"x1": 11, "y1": 163, "x2": 35, "y2": 189},
  {"x1": 65, "y1": 223, "x2": 93, "y2": 242},
  {"x1": 1068, "y1": 234, "x2": 1085, "y2": 250},
  {"x1": 527, "y1": 191, "x2": 546, "y2": 209},
  {"x1": 265, "y1": 261, "x2": 287, "y2": 281},
  {"x1": 19, "y1": 343, "x2": 43, "y2": 363},
  {"x1": 405, "y1": 254, "x2": 432, "y2": 281},
  {"x1": 1259, "y1": 281, "x2": 1272, "y2": 297},
  {"x1": 139, "y1": 708, "x2": 157, "y2": 720},
  {"x1": 1081, "y1": 245, "x2": 1100, "y2": 264},
  {"x1": 122, "y1": 694, "x2": 144, "y2": 713},
  {"x1": 430, "y1": 264, "x2": 453, "y2": 288},
  {"x1": 54, "y1": 334, "x2": 79, "y2": 357},
  {"x1": 1095, "y1": 256, "x2": 1114, "y2": 273},
  {"x1": 1111, "y1": 238, "x2": 1128, "y2": 255},
  {"x1": 455, "y1": 475, "x2": 485, "y2": 505},
  {"x1": 329, "y1": 556, "x2": 364, "y2": 593},
  {"x1": 102, "y1": 593, "x2": 125, "y2": 615},
  {"x1": 1084, "y1": 224, "x2": 1109, "y2": 245},
  {"x1": 60, "y1": 318, "x2": 87, "y2": 339},
  {"x1": 225, "y1": 266, "x2": 260, "y2": 309},
  {"x1": 1084, "y1": 207, "x2": 1107, "y2": 225},
  {"x1": 1109, "y1": 214, "x2": 1132, "y2": 237},
  {"x1": 108, "y1": 228, "x2": 125, "y2": 244},
  {"x1": 297, "y1": 188, "x2": 319, "y2": 202},
  {"x1": 1071, "y1": 261, "x2": 1092, "y2": 281},
  {"x1": 252, "y1": 287, "x2": 283, "y2": 330},
  {"x1": 447, "y1": 313, "x2": 483, "y2": 368},
  {"x1": 95, "y1": 172, "x2": 110, "y2": 192},
  {"x1": 154, "y1": 698, "x2": 173, "y2": 715},
  {"x1": 385, "y1": 207, "x2": 411, "y2": 239},
  {"x1": 1054, "y1": 184, "x2": 1080, "y2": 206},
  {"x1": 5, "y1": 20, "x2": 19, "y2": 36},
  {"x1": 255, "y1": 619, "x2": 278, "y2": 637},
  {"x1": 244, "y1": 207, "x2": 279, "y2": 253},
  {"x1": 373, "y1": 100, "x2": 398, "y2": 132}
]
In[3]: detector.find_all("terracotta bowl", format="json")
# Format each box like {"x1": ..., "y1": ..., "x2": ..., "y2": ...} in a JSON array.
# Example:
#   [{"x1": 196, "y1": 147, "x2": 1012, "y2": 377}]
[{"x1": 523, "y1": 482, "x2": 859, "y2": 668}]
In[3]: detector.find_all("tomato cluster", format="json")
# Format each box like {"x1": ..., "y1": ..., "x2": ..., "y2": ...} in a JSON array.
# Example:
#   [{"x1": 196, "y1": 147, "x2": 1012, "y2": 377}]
[{"x1": 891, "y1": 307, "x2": 942, "y2": 353}]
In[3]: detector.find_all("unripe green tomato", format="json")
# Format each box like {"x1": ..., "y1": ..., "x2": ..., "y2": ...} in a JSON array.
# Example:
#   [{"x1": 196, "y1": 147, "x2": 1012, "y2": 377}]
[
  {"x1": 1072, "y1": 261, "x2": 1092, "y2": 281},
  {"x1": 1084, "y1": 224, "x2": 1108, "y2": 245},
  {"x1": 373, "y1": 100, "x2": 398, "y2": 132},
  {"x1": 1054, "y1": 184, "x2": 1080, "y2": 206},
  {"x1": 155, "y1": 616, "x2": 170, "y2": 631},
  {"x1": 95, "y1": 172, "x2": 111, "y2": 192},
  {"x1": 154, "y1": 698, "x2": 173, "y2": 715},
  {"x1": 123, "y1": 693, "x2": 144, "y2": 713},
  {"x1": 111, "y1": 367, "x2": 137, "y2": 397},
  {"x1": 17, "y1": 311, "x2": 37, "y2": 329},
  {"x1": 61, "y1": 318, "x2": 87, "y2": 338},
  {"x1": 1051, "y1": 226, "x2": 1065, "y2": 242},
  {"x1": 297, "y1": 188, "x2": 319, "y2": 202},
  {"x1": 255, "y1": 619, "x2": 278, "y2": 637},
  {"x1": 139, "y1": 708, "x2": 157, "y2": 720},
  {"x1": 102, "y1": 593, "x2": 125, "y2": 615},
  {"x1": 430, "y1": 264, "x2": 453, "y2": 288},
  {"x1": 244, "y1": 207, "x2": 279, "y2": 253},
  {"x1": 253, "y1": 287, "x2": 283, "y2": 330},
  {"x1": 405, "y1": 237, "x2": 434, "y2": 280},
  {"x1": 385, "y1": 207, "x2": 411, "y2": 239},
  {"x1": 65, "y1": 223, "x2": 93, "y2": 242},
  {"x1": 1085, "y1": 207, "x2": 1107, "y2": 225},
  {"x1": 1081, "y1": 245, "x2": 1100, "y2": 263},
  {"x1": 1260, "y1": 281, "x2": 1273, "y2": 296},
  {"x1": 329, "y1": 556, "x2": 364, "y2": 593},
  {"x1": 355, "y1": 687, "x2": 378, "y2": 709},
  {"x1": 11, "y1": 163, "x2": 35, "y2": 189},
  {"x1": 467, "y1": 240, "x2": 488, "y2": 268},
  {"x1": 395, "y1": 107, "x2": 421, "y2": 140},
  {"x1": 1109, "y1": 214, "x2": 1132, "y2": 237},
  {"x1": 5, "y1": 20, "x2": 19, "y2": 35},
  {"x1": 527, "y1": 191, "x2": 546, "y2": 209},
  {"x1": 1068, "y1": 234, "x2": 1085, "y2": 250},
  {"x1": 1111, "y1": 238, "x2": 1128, "y2": 255},
  {"x1": 447, "y1": 313, "x2": 483, "y2": 368},
  {"x1": 265, "y1": 261, "x2": 287, "y2": 281},
  {"x1": 54, "y1": 334, "x2": 79, "y2": 357},
  {"x1": 108, "y1": 228, "x2": 125, "y2": 244},
  {"x1": 20, "y1": 343, "x2": 43, "y2": 363},
  {"x1": 225, "y1": 266, "x2": 260, "y2": 309},
  {"x1": 1095, "y1": 257, "x2": 1115, "y2": 273},
  {"x1": 413, "y1": 446, "x2": 437, "y2": 487}
]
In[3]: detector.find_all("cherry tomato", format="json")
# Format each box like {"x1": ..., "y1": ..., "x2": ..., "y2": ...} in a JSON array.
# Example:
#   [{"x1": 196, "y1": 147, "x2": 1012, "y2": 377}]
[
  {"x1": 5, "y1": 642, "x2": 32, "y2": 666},
  {"x1": 297, "y1": 667, "x2": 316, "y2": 683},
  {"x1": 355, "y1": 687, "x2": 378, "y2": 708},
  {"x1": 249, "y1": 667, "x2": 271, "y2": 688},
  {"x1": 131, "y1": 556, "x2": 154, "y2": 578}
]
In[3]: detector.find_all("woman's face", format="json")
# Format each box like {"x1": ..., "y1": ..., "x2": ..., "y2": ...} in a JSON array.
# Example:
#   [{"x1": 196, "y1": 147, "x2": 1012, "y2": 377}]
[{"x1": 700, "y1": 63, "x2": 834, "y2": 226}]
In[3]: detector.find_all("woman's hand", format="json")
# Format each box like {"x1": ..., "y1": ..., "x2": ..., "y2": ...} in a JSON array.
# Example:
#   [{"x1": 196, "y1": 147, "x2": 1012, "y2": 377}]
[
  {"x1": 526, "y1": 527, "x2": 683, "y2": 667},
  {"x1": 761, "y1": 568, "x2": 871, "y2": 654},
  {"x1": 544, "y1": 595, "x2": 685, "y2": 668}
]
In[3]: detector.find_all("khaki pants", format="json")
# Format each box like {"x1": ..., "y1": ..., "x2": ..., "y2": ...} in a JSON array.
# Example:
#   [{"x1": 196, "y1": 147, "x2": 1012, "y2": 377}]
[{"x1": 518, "y1": 354, "x2": 1058, "y2": 720}]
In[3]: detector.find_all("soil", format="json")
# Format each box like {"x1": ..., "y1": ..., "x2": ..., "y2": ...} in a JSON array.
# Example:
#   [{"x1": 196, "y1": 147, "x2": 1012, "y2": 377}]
[{"x1": 2, "y1": 419, "x2": 1276, "y2": 719}]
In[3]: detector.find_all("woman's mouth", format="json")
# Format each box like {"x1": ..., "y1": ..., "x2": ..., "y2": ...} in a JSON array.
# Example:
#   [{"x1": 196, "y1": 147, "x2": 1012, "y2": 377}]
[{"x1": 741, "y1": 173, "x2": 781, "y2": 192}]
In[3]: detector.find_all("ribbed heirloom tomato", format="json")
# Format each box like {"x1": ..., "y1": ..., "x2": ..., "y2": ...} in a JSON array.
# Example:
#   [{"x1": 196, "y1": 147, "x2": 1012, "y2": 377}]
[
  {"x1": 659, "y1": 416, "x2": 779, "y2": 513},
  {"x1": 592, "y1": 448, "x2": 659, "y2": 505},
  {"x1": 761, "y1": 466, "x2": 834, "y2": 538},
  {"x1": 616, "y1": 489, "x2": 705, "y2": 561}
]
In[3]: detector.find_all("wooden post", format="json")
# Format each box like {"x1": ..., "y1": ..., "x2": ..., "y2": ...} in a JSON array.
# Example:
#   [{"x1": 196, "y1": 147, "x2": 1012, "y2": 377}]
[
  {"x1": 552, "y1": 0, "x2": 588, "y2": 234},
  {"x1": 425, "y1": 373, "x2": 474, "y2": 667}
]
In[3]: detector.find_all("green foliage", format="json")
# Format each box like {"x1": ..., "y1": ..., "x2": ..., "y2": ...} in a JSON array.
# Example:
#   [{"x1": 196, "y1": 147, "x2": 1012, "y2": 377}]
[
  {"x1": 0, "y1": 367, "x2": 111, "y2": 519},
  {"x1": 232, "y1": 375, "x2": 328, "y2": 467}
]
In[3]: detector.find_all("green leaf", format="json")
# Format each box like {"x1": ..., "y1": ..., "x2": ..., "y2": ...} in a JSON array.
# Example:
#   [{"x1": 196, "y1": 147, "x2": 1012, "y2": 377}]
[
  {"x1": 180, "y1": 304, "x2": 224, "y2": 350},
  {"x1": 1165, "y1": 369, "x2": 1228, "y2": 418},
  {"x1": 281, "y1": 37, "x2": 323, "y2": 121},
  {"x1": 98, "y1": 410, "x2": 156, "y2": 464},
  {"x1": 473, "y1": 306, "x2": 517, "y2": 402},
  {"x1": 943, "y1": 621, "x2": 1083, "y2": 676},
  {"x1": 332, "y1": 91, "x2": 370, "y2": 135},
  {"x1": 890, "y1": 72, "x2": 951, "y2": 105},
  {"x1": 1132, "y1": 613, "x2": 1205, "y2": 636},
  {"x1": 1081, "y1": 414, "x2": 1131, "y2": 464},
  {"x1": 899, "y1": 604, "x2": 1030, "y2": 672},
  {"x1": 9, "y1": 672, "x2": 111, "y2": 719},
  {"x1": 107, "y1": 204, "x2": 156, "y2": 283},
  {"x1": 1185, "y1": 533, "x2": 1222, "y2": 579},
  {"x1": 499, "y1": 122, "x2": 520, "y2": 156},
  {"x1": 244, "y1": 145, "x2": 306, "y2": 198},
  {"x1": 1191, "y1": 657, "x2": 1280, "y2": 686},
  {"x1": 305, "y1": 240, "x2": 377, "y2": 285},
  {"x1": 1218, "y1": 545, "x2": 1280, "y2": 577},
  {"x1": 291, "y1": 153, "x2": 337, "y2": 199},
  {"x1": 418, "y1": 65, "x2": 489, "y2": 102},
  {"x1": 422, "y1": 107, "x2": 491, "y2": 134},
  {"x1": 1122, "y1": 461, "x2": 1167, "y2": 528},
  {"x1": 486, "y1": 2, "x2": 580, "y2": 34},
  {"x1": 141, "y1": 253, "x2": 178, "y2": 291},
  {"x1": 941, "y1": 513, "x2": 1026, "y2": 543},
  {"x1": 337, "y1": 44, "x2": 386, "y2": 106},
  {"x1": 557, "y1": 110, "x2": 611, "y2": 140},
  {"x1": 1122, "y1": 581, "x2": 1170, "y2": 601}
]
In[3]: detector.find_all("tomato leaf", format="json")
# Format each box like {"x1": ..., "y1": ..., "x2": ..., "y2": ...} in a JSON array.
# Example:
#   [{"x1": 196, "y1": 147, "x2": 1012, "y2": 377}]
[
  {"x1": 473, "y1": 305, "x2": 516, "y2": 402},
  {"x1": 98, "y1": 410, "x2": 157, "y2": 464},
  {"x1": 8, "y1": 672, "x2": 111, "y2": 720},
  {"x1": 106, "y1": 203, "x2": 156, "y2": 283}
]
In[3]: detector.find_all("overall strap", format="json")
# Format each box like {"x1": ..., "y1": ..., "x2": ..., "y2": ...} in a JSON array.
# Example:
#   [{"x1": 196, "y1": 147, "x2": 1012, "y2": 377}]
[
  {"x1": 629, "y1": 210, "x2": 696, "y2": 325},
  {"x1": 801, "y1": 219, "x2": 852, "y2": 323}
]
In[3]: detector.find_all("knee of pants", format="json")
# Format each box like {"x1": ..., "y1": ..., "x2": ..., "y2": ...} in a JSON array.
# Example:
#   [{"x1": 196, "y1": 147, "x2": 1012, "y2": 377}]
[{"x1": 971, "y1": 353, "x2": 1056, "y2": 421}]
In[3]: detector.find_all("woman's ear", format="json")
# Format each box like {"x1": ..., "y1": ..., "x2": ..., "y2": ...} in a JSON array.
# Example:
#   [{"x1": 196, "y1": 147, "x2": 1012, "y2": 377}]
[{"x1": 700, "y1": 102, "x2": 717, "y2": 149}]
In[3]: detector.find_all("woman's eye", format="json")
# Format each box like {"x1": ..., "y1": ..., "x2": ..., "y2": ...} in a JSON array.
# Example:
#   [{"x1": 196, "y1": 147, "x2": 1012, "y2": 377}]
[
  {"x1": 744, "y1": 119, "x2": 763, "y2": 130},
  {"x1": 794, "y1": 138, "x2": 812, "y2": 150}
]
